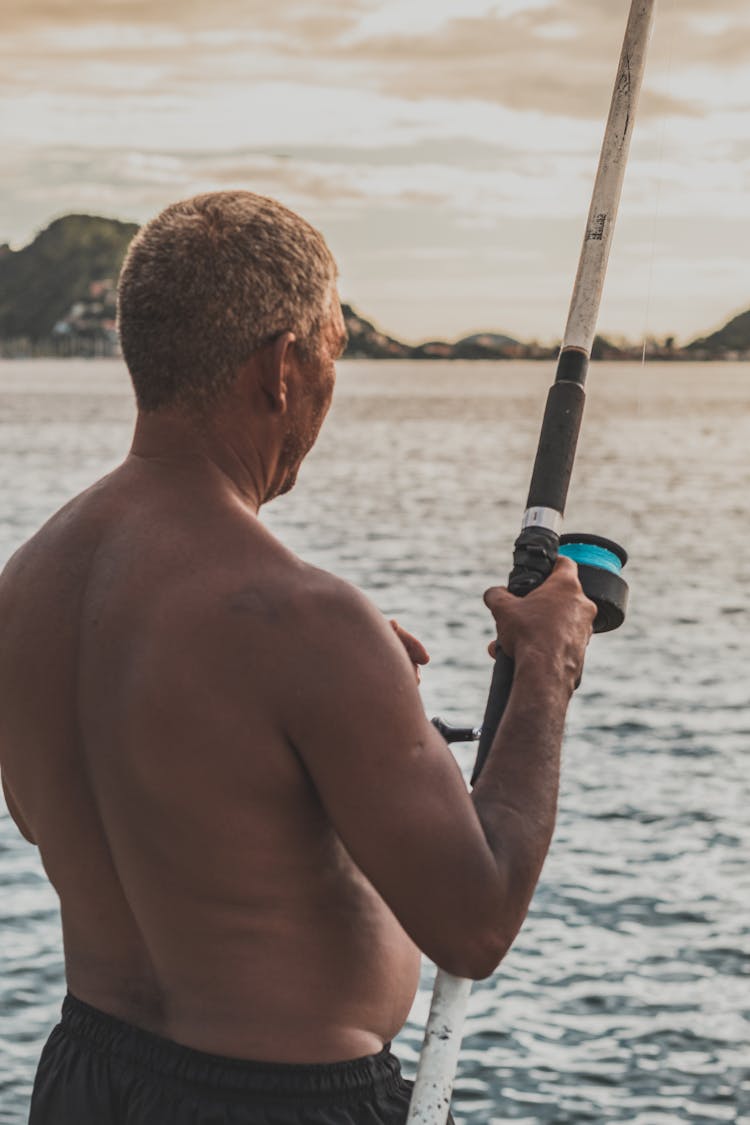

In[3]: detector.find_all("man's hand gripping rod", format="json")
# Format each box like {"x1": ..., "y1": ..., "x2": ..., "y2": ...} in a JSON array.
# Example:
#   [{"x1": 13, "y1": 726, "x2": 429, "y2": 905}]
[{"x1": 408, "y1": 4, "x2": 656, "y2": 1121}]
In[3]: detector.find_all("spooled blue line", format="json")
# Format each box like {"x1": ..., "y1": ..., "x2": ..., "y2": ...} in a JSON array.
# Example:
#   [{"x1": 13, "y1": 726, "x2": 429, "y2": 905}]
[{"x1": 558, "y1": 542, "x2": 624, "y2": 576}]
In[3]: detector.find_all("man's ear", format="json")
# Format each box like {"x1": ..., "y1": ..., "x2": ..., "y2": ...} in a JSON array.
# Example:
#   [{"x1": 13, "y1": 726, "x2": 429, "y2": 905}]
[{"x1": 258, "y1": 331, "x2": 296, "y2": 414}]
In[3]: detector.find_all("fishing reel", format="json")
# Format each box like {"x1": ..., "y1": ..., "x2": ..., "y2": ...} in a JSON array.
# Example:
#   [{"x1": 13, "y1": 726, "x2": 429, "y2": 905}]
[
  {"x1": 511, "y1": 527, "x2": 628, "y2": 634},
  {"x1": 433, "y1": 530, "x2": 628, "y2": 744}
]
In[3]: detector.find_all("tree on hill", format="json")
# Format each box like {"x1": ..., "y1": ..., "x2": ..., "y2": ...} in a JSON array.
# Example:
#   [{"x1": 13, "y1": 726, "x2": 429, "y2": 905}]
[{"x1": 0, "y1": 215, "x2": 138, "y2": 342}]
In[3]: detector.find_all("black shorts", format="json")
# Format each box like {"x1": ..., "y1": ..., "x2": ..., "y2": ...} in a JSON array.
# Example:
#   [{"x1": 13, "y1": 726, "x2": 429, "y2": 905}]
[{"x1": 29, "y1": 994, "x2": 445, "y2": 1125}]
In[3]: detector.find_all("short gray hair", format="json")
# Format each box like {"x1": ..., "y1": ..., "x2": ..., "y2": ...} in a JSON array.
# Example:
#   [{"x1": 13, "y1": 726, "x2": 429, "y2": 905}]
[{"x1": 117, "y1": 191, "x2": 338, "y2": 413}]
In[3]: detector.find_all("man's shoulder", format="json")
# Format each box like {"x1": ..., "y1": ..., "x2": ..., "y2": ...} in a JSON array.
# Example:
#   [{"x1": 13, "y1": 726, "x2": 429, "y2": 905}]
[
  {"x1": 223, "y1": 546, "x2": 376, "y2": 634},
  {"x1": 0, "y1": 477, "x2": 110, "y2": 598},
  {"x1": 285, "y1": 561, "x2": 380, "y2": 630},
  {"x1": 208, "y1": 530, "x2": 386, "y2": 667}
]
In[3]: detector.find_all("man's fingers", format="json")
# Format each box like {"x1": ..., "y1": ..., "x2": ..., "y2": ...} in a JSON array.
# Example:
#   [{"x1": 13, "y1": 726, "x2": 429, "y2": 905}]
[
  {"x1": 483, "y1": 556, "x2": 579, "y2": 612},
  {"x1": 483, "y1": 556, "x2": 596, "y2": 672},
  {"x1": 552, "y1": 555, "x2": 579, "y2": 577},
  {"x1": 483, "y1": 585, "x2": 513, "y2": 613},
  {"x1": 389, "y1": 619, "x2": 430, "y2": 665},
  {"x1": 549, "y1": 558, "x2": 597, "y2": 622}
]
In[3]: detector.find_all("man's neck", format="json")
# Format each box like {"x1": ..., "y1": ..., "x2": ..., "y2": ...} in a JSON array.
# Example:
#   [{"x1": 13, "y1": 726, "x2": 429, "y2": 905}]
[{"x1": 129, "y1": 410, "x2": 270, "y2": 514}]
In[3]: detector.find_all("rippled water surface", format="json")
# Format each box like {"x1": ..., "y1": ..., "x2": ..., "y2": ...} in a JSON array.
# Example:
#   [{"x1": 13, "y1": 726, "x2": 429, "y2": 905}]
[{"x1": 1, "y1": 359, "x2": 749, "y2": 1123}]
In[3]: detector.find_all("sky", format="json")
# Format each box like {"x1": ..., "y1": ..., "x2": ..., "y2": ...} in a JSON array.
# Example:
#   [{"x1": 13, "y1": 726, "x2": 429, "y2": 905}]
[{"x1": 2, "y1": 0, "x2": 749, "y2": 345}]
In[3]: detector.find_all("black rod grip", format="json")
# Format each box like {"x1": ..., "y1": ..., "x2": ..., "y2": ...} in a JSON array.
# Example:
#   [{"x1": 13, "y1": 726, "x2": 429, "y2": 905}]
[
  {"x1": 526, "y1": 379, "x2": 586, "y2": 514},
  {"x1": 472, "y1": 354, "x2": 585, "y2": 786},
  {"x1": 471, "y1": 526, "x2": 559, "y2": 786},
  {"x1": 471, "y1": 649, "x2": 515, "y2": 784},
  {"x1": 471, "y1": 530, "x2": 629, "y2": 784}
]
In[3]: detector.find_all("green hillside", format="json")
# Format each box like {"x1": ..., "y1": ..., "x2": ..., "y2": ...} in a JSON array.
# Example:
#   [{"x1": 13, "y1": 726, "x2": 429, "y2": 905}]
[{"x1": 0, "y1": 214, "x2": 138, "y2": 341}]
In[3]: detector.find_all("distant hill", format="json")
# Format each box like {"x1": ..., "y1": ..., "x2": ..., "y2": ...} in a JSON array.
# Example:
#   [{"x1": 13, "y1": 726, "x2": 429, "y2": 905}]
[
  {"x1": 1, "y1": 212, "x2": 747, "y2": 361},
  {"x1": 0, "y1": 215, "x2": 138, "y2": 343},
  {"x1": 341, "y1": 304, "x2": 411, "y2": 359},
  {"x1": 0, "y1": 214, "x2": 539, "y2": 361},
  {"x1": 688, "y1": 308, "x2": 750, "y2": 357},
  {"x1": 341, "y1": 309, "x2": 528, "y2": 360},
  {"x1": 0, "y1": 208, "x2": 531, "y2": 360},
  {"x1": 459, "y1": 332, "x2": 519, "y2": 349},
  {"x1": 342, "y1": 310, "x2": 531, "y2": 360}
]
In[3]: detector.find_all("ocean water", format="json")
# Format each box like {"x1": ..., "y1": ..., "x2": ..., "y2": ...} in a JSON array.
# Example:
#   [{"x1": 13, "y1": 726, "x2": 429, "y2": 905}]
[{"x1": 1, "y1": 358, "x2": 749, "y2": 1124}]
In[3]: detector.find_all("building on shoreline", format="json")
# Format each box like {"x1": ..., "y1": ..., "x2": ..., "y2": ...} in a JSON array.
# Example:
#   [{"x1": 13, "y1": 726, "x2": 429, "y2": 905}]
[{"x1": 1, "y1": 279, "x2": 121, "y2": 359}]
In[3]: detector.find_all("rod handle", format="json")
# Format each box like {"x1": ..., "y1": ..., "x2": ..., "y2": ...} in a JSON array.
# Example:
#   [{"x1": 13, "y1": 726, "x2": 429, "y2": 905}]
[
  {"x1": 526, "y1": 376, "x2": 586, "y2": 514},
  {"x1": 470, "y1": 649, "x2": 515, "y2": 784},
  {"x1": 471, "y1": 526, "x2": 559, "y2": 785}
]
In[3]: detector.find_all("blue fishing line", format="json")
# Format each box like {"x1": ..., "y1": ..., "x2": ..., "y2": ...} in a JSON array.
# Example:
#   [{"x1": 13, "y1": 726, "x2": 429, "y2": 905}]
[{"x1": 558, "y1": 542, "x2": 623, "y2": 576}]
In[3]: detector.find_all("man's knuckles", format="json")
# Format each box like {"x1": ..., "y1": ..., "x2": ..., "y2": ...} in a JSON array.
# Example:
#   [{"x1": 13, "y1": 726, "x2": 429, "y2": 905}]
[
  {"x1": 554, "y1": 556, "x2": 578, "y2": 575},
  {"x1": 548, "y1": 557, "x2": 587, "y2": 592},
  {"x1": 483, "y1": 585, "x2": 511, "y2": 612},
  {"x1": 582, "y1": 594, "x2": 598, "y2": 623}
]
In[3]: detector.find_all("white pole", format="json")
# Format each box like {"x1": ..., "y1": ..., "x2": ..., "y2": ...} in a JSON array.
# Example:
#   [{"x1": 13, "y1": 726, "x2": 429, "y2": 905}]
[
  {"x1": 407, "y1": 4, "x2": 657, "y2": 1122},
  {"x1": 564, "y1": 0, "x2": 658, "y2": 355},
  {"x1": 406, "y1": 974, "x2": 472, "y2": 1125}
]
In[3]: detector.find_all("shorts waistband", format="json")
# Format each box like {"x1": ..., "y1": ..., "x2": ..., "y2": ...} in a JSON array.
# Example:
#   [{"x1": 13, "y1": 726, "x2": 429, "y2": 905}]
[{"x1": 60, "y1": 994, "x2": 403, "y2": 1100}]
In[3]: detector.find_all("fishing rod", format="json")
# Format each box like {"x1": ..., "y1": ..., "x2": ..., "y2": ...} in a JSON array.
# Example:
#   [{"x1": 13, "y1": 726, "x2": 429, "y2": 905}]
[{"x1": 408, "y1": 2, "x2": 656, "y2": 1121}]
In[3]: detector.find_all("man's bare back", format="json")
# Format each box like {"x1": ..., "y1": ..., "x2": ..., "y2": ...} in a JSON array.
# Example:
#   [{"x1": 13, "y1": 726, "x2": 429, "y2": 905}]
[{"x1": 1, "y1": 453, "x2": 425, "y2": 1061}]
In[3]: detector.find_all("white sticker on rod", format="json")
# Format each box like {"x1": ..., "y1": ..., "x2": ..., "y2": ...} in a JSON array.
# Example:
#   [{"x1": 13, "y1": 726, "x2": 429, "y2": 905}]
[{"x1": 521, "y1": 507, "x2": 564, "y2": 534}]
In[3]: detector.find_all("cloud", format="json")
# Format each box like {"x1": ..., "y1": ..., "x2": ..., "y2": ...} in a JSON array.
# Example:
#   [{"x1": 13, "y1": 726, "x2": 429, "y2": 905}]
[
  {"x1": 3, "y1": 0, "x2": 749, "y2": 119},
  {"x1": 0, "y1": 0, "x2": 366, "y2": 101},
  {"x1": 330, "y1": 1, "x2": 750, "y2": 119},
  {"x1": 0, "y1": 0, "x2": 363, "y2": 37}
]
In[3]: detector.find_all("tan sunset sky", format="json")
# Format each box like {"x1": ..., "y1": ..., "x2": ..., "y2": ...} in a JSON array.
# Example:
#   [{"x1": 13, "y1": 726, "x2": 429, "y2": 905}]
[{"x1": 2, "y1": 0, "x2": 749, "y2": 344}]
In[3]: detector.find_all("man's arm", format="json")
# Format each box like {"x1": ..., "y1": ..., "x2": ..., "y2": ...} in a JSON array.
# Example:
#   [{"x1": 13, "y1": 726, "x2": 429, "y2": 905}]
[{"x1": 281, "y1": 558, "x2": 594, "y2": 979}]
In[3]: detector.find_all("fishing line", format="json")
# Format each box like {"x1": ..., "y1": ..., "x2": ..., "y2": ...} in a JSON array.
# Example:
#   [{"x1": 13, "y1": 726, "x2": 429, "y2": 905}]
[
  {"x1": 558, "y1": 540, "x2": 624, "y2": 577},
  {"x1": 641, "y1": 0, "x2": 676, "y2": 366}
]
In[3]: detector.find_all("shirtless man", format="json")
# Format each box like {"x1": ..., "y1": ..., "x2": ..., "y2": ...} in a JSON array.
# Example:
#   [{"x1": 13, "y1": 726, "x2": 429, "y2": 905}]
[{"x1": 0, "y1": 191, "x2": 595, "y2": 1125}]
